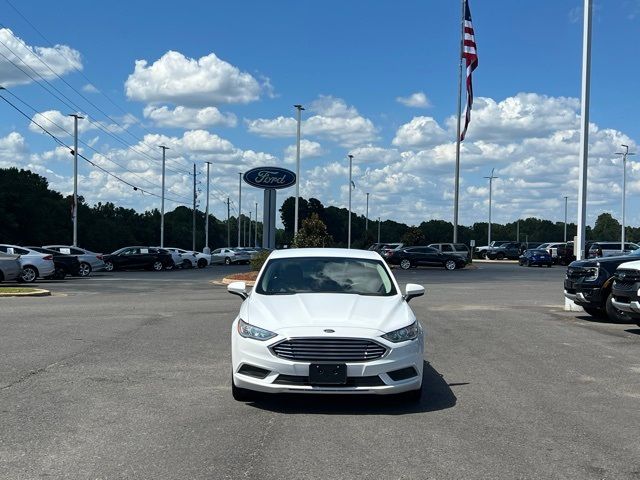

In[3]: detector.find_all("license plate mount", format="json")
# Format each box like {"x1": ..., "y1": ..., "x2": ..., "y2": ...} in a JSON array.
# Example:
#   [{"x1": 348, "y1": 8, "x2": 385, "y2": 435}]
[{"x1": 309, "y1": 363, "x2": 347, "y2": 385}]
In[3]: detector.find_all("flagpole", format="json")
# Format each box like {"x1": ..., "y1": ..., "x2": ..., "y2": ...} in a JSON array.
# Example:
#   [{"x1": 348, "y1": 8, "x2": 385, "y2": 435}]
[{"x1": 453, "y1": 0, "x2": 465, "y2": 243}]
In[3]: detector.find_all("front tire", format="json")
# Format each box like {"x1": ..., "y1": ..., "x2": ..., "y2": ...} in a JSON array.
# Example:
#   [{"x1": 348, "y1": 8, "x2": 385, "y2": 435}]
[
  {"x1": 224, "y1": 257, "x2": 231, "y2": 265},
  {"x1": 605, "y1": 293, "x2": 629, "y2": 324},
  {"x1": 444, "y1": 259, "x2": 457, "y2": 271},
  {"x1": 79, "y1": 262, "x2": 92, "y2": 277},
  {"x1": 400, "y1": 259, "x2": 412, "y2": 270},
  {"x1": 496, "y1": 253, "x2": 505, "y2": 260},
  {"x1": 197, "y1": 258, "x2": 207, "y2": 268},
  {"x1": 231, "y1": 376, "x2": 255, "y2": 402},
  {"x1": 20, "y1": 266, "x2": 38, "y2": 283}
]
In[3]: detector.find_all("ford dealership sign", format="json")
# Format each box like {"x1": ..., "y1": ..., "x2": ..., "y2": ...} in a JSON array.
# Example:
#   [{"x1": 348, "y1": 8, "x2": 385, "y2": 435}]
[{"x1": 243, "y1": 167, "x2": 296, "y2": 189}]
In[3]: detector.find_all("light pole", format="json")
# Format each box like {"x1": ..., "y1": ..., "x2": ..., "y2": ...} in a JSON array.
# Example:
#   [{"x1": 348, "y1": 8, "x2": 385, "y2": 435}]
[
  {"x1": 226, "y1": 197, "x2": 231, "y2": 247},
  {"x1": 294, "y1": 104, "x2": 305, "y2": 235},
  {"x1": 365, "y1": 192, "x2": 370, "y2": 234},
  {"x1": 563, "y1": 196, "x2": 568, "y2": 242},
  {"x1": 255, "y1": 202, "x2": 258, "y2": 247},
  {"x1": 248, "y1": 211, "x2": 252, "y2": 248},
  {"x1": 238, "y1": 173, "x2": 242, "y2": 247},
  {"x1": 69, "y1": 113, "x2": 84, "y2": 246},
  {"x1": 192, "y1": 163, "x2": 196, "y2": 252},
  {"x1": 347, "y1": 154, "x2": 354, "y2": 249},
  {"x1": 204, "y1": 161, "x2": 211, "y2": 253},
  {"x1": 616, "y1": 145, "x2": 635, "y2": 252},
  {"x1": 484, "y1": 168, "x2": 498, "y2": 246},
  {"x1": 377, "y1": 217, "x2": 381, "y2": 244},
  {"x1": 159, "y1": 145, "x2": 169, "y2": 247}
]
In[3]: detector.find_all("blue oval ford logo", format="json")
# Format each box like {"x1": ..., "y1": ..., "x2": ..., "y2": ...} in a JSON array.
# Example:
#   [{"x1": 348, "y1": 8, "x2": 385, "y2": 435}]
[{"x1": 243, "y1": 167, "x2": 296, "y2": 190}]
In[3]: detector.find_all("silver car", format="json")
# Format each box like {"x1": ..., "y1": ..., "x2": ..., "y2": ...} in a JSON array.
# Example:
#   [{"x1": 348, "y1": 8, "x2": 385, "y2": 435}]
[
  {"x1": 0, "y1": 252, "x2": 22, "y2": 282},
  {"x1": 43, "y1": 245, "x2": 105, "y2": 277},
  {"x1": 210, "y1": 247, "x2": 251, "y2": 265},
  {"x1": 0, "y1": 244, "x2": 55, "y2": 283}
]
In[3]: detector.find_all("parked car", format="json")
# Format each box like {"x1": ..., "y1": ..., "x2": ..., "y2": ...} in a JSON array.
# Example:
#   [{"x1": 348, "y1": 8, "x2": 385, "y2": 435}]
[
  {"x1": 0, "y1": 252, "x2": 22, "y2": 282},
  {"x1": 43, "y1": 245, "x2": 105, "y2": 277},
  {"x1": 210, "y1": 247, "x2": 251, "y2": 265},
  {"x1": 428, "y1": 243, "x2": 471, "y2": 263},
  {"x1": 587, "y1": 242, "x2": 639, "y2": 259},
  {"x1": 381, "y1": 243, "x2": 404, "y2": 257},
  {"x1": 26, "y1": 246, "x2": 81, "y2": 279},
  {"x1": 485, "y1": 242, "x2": 522, "y2": 260},
  {"x1": 518, "y1": 249, "x2": 553, "y2": 267},
  {"x1": 102, "y1": 246, "x2": 173, "y2": 272},
  {"x1": 236, "y1": 247, "x2": 259, "y2": 260},
  {"x1": 537, "y1": 242, "x2": 566, "y2": 262},
  {"x1": 164, "y1": 248, "x2": 210, "y2": 268},
  {"x1": 610, "y1": 260, "x2": 640, "y2": 326},
  {"x1": 564, "y1": 248, "x2": 640, "y2": 322},
  {"x1": 386, "y1": 246, "x2": 466, "y2": 270},
  {"x1": 0, "y1": 244, "x2": 55, "y2": 283},
  {"x1": 154, "y1": 247, "x2": 183, "y2": 269},
  {"x1": 474, "y1": 240, "x2": 511, "y2": 259},
  {"x1": 228, "y1": 248, "x2": 425, "y2": 401}
]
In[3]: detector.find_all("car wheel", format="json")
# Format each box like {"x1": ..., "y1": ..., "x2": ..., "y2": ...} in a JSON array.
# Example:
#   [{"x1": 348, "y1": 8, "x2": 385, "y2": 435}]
[
  {"x1": 496, "y1": 253, "x2": 505, "y2": 260},
  {"x1": 54, "y1": 268, "x2": 66, "y2": 280},
  {"x1": 104, "y1": 261, "x2": 114, "y2": 272},
  {"x1": 79, "y1": 262, "x2": 92, "y2": 277},
  {"x1": 152, "y1": 261, "x2": 164, "y2": 271},
  {"x1": 20, "y1": 266, "x2": 38, "y2": 283},
  {"x1": 231, "y1": 376, "x2": 255, "y2": 402},
  {"x1": 444, "y1": 260, "x2": 457, "y2": 271},
  {"x1": 605, "y1": 293, "x2": 629, "y2": 324},
  {"x1": 224, "y1": 257, "x2": 231, "y2": 265},
  {"x1": 197, "y1": 258, "x2": 207, "y2": 268},
  {"x1": 400, "y1": 259, "x2": 412, "y2": 270}
]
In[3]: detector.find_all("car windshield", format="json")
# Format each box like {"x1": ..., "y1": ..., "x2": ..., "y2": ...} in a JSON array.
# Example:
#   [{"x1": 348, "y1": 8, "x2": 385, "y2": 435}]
[{"x1": 256, "y1": 257, "x2": 397, "y2": 296}]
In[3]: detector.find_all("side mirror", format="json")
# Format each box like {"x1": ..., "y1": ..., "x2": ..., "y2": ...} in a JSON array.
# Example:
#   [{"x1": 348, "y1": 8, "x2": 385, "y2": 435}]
[
  {"x1": 227, "y1": 281, "x2": 248, "y2": 300},
  {"x1": 404, "y1": 283, "x2": 425, "y2": 303}
]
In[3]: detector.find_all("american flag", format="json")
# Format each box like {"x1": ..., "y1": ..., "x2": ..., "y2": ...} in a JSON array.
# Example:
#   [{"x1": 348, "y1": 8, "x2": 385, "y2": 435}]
[{"x1": 461, "y1": 0, "x2": 478, "y2": 141}]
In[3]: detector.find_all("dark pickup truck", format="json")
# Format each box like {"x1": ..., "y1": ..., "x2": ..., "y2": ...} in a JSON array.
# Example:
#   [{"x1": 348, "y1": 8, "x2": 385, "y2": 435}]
[
  {"x1": 564, "y1": 250, "x2": 640, "y2": 322},
  {"x1": 610, "y1": 260, "x2": 640, "y2": 326}
]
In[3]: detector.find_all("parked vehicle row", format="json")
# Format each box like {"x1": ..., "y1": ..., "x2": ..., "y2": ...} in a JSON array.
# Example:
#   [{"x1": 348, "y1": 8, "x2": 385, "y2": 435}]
[{"x1": 385, "y1": 245, "x2": 468, "y2": 271}]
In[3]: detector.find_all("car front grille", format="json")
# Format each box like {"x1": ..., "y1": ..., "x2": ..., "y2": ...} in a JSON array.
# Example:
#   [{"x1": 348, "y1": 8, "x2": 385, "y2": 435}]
[
  {"x1": 270, "y1": 338, "x2": 387, "y2": 362},
  {"x1": 614, "y1": 280, "x2": 637, "y2": 290}
]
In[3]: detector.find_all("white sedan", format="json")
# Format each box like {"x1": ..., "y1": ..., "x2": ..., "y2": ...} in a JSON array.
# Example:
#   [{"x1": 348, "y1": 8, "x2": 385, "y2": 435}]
[{"x1": 228, "y1": 248, "x2": 425, "y2": 401}]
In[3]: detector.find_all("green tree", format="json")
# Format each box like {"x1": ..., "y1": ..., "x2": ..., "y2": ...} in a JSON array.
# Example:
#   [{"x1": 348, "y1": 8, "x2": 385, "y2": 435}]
[
  {"x1": 592, "y1": 213, "x2": 620, "y2": 241},
  {"x1": 292, "y1": 213, "x2": 332, "y2": 248},
  {"x1": 401, "y1": 227, "x2": 426, "y2": 246}
]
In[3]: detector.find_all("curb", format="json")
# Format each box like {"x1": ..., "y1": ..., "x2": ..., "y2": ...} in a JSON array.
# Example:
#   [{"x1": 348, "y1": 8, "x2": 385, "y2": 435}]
[
  {"x1": 473, "y1": 259, "x2": 519, "y2": 264},
  {"x1": 0, "y1": 288, "x2": 51, "y2": 297}
]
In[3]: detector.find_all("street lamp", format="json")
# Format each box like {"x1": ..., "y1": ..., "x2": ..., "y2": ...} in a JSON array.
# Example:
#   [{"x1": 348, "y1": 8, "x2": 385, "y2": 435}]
[
  {"x1": 616, "y1": 145, "x2": 636, "y2": 252},
  {"x1": 484, "y1": 168, "x2": 498, "y2": 246},
  {"x1": 563, "y1": 196, "x2": 568, "y2": 242},
  {"x1": 293, "y1": 104, "x2": 304, "y2": 235},
  {"x1": 347, "y1": 154, "x2": 354, "y2": 249}
]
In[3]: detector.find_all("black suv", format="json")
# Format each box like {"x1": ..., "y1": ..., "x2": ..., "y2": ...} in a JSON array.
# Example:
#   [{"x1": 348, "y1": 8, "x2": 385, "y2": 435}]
[
  {"x1": 386, "y1": 246, "x2": 466, "y2": 270},
  {"x1": 610, "y1": 263, "x2": 640, "y2": 326},
  {"x1": 103, "y1": 246, "x2": 174, "y2": 272},
  {"x1": 486, "y1": 242, "x2": 522, "y2": 260},
  {"x1": 564, "y1": 249, "x2": 640, "y2": 322}
]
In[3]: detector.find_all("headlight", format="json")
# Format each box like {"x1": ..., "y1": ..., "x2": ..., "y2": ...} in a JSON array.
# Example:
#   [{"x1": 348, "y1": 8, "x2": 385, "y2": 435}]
[
  {"x1": 382, "y1": 321, "x2": 420, "y2": 343},
  {"x1": 237, "y1": 319, "x2": 276, "y2": 341},
  {"x1": 584, "y1": 266, "x2": 599, "y2": 281}
]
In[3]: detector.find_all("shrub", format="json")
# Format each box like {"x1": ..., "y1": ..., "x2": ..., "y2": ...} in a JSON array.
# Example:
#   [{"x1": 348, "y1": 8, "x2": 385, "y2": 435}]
[{"x1": 250, "y1": 250, "x2": 271, "y2": 271}]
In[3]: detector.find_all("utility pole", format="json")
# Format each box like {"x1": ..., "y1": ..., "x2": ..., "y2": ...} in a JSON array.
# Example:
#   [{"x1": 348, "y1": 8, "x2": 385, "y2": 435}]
[
  {"x1": 294, "y1": 104, "x2": 305, "y2": 235},
  {"x1": 244, "y1": 211, "x2": 249, "y2": 247},
  {"x1": 248, "y1": 212, "x2": 252, "y2": 248},
  {"x1": 576, "y1": 0, "x2": 593, "y2": 260},
  {"x1": 69, "y1": 113, "x2": 83, "y2": 246},
  {"x1": 204, "y1": 161, "x2": 211, "y2": 253},
  {"x1": 377, "y1": 217, "x2": 381, "y2": 244},
  {"x1": 159, "y1": 145, "x2": 169, "y2": 247},
  {"x1": 192, "y1": 163, "x2": 196, "y2": 251},
  {"x1": 516, "y1": 220, "x2": 520, "y2": 243},
  {"x1": 226, "y1": 197, "x2": 231, "y2": 247},
  {"x1": 616, "y1": 145, "x2": 635, "y2": 252},
  {"x1": 484, "y1": 168, "x2": 498, "y2": 246},
  {"x1": 238, "y1": 173, "x2": 242, "y2": 248},
  {"x1": 348, "y1": 154, "x2": 353, "y2": 249},
  {"x1": 365, "y1": 192, "x2": 370, "y2": 234},
  {"x1": 255, "y1": 202, "x2": 258, "y2": 247},
  {"x1": 563, "y1": 196, "x2": 568, "y2": 242}
]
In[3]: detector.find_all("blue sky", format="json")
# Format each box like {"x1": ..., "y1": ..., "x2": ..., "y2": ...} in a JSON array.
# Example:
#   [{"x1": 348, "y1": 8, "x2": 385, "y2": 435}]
[{"x1": 0, "y1": 0, "x2": 638, "y2": 231}]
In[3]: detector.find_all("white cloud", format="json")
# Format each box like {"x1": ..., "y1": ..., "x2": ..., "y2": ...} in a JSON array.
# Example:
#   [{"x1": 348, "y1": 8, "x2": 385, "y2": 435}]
[
  {"x1": 143, "y1": 105, "x2": 237, "y2": 128},
  {"x1": 284, "y1": 139, "x2": 324, "y2": 164},
  {"x1": 0, "y1": 132, "x2": 28, "y2": 167},
  {"x1": 246, "y1": 96, "x2": 378, "y2": 147},
  {"x1": 392, "y1": 116, "x2": 449, "y2": 149},
  {"x1": 396, "y1": 92, "x2": 431, "y2": 108},
  {"x1": 82, "y1": 83, "x2": 99, "y2": 93},
  {"x1": 0, "y1": 28, "x2": 82, "y2": 87},
  {"x1": 125, "y1": 51, "x2": 263, "y2": 106},
  {"x1": 29, "y1": 110, "x2": 98, "y2": 137}
]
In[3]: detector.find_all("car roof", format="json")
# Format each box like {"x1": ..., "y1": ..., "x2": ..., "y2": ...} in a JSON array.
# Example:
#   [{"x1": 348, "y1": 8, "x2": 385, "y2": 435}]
[{"x1": 268, "y1": 248, "x2": 382, "y2": 260}]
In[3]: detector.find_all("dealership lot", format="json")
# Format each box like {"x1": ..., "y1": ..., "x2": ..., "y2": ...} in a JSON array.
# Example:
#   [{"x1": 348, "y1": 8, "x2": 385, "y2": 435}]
[{"x1": 1, "y1": 263, "x2": 639, "y2": 479}]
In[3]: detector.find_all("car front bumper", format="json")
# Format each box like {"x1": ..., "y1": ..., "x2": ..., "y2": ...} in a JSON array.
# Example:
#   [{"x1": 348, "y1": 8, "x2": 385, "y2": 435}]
[
  {"x1": 564, "y1": 279, "x2": 604, "y2": 308},
  {"x1": 231, "y1": 328, "x2": 424, "y2": 395},
  {"x1": 611, "y1": 283, "x2": 640, "y2": 316}
]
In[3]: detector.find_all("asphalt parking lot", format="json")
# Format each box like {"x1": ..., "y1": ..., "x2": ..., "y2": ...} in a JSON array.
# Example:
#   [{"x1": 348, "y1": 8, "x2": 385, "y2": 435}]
[{"x1": 1, "y1": 262, "x2": 639, "y2": 479}]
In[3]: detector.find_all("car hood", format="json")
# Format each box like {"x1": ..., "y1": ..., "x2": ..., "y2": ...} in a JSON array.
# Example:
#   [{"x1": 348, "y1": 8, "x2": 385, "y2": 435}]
[
  {"x1": 242, "y1": 292, "x2": 415, "y2": 336},
  {"x1": 617, "y1": 260, "x2": 640, "y2": 271}
]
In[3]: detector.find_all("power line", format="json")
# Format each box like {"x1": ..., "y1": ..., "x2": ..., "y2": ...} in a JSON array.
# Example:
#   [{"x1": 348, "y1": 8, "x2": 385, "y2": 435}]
[{"x1": 0, "y1": 91, "x2": 190, "y2": 205}]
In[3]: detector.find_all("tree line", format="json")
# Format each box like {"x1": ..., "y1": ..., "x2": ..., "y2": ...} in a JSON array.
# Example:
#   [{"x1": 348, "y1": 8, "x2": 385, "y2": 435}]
[{"x1": 0, "y1": 168, "x2": 635, "y2": 253}]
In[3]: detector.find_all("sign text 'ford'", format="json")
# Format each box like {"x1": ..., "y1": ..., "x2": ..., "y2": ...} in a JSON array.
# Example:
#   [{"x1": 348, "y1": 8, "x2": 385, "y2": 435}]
[{"x1": 243, "y1": 167, "x2": 296, "y2": 190}]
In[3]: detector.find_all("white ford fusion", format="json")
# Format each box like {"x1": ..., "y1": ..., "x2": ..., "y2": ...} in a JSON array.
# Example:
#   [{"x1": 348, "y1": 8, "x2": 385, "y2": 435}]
[{"x1": 228, "y1": 248, "x2": 425, "y2": 401}]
